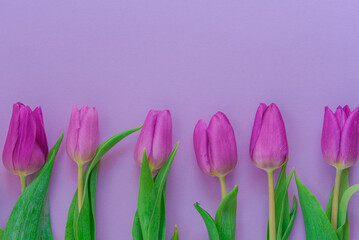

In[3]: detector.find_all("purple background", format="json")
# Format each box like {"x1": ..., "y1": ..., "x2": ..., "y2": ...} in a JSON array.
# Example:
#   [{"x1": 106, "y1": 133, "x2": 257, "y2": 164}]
[{"x1": 1, "y1": 1, "x2": 359, "y2": 239}]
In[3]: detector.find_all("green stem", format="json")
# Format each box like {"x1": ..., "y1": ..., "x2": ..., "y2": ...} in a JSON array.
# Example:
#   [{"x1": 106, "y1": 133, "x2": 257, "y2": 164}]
[
  {"x1": 20, "y1": 176, "x2": 27, "y2": 192},
  {"x1": 218, "y1": 176, "x2": 227, "y2": 199},
  {"x1": 331, "y1": 168, "x2": 342, "y2": 231},
  {"x1": 267, "y1": 170, "x2": 276, "y2": 240},
  {"x1": 78, "y1": 163, "x2": 84, "y2": 212}
]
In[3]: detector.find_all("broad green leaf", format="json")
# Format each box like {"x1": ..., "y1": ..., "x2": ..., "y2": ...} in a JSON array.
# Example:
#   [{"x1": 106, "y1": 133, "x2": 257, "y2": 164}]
[
  {"x1": 171, "y1": 225, "x2": 179, "y2": 240},
  {"x1": 138, "y1": 150, "x2": 156, "y2": 240},
  {"x1": 65, "y1": 126, "x2": 142, "y2": 240},
  {"x1": 215, "y1": 185, "x2": 238, "y2": 240},
  {"x1": 194, "y1": 203, "x2": 220, "y2": 240},
  {"x1": 64, "y1": 192, "x2": 78, "y2": 240},
  {"x1": 148, "y1": 144, "x2": 179, "y2": 240},
  {"x1": 132, "y1": 211, "x2": 143, "y2": 240},
  {"x1": 36, "y1": 193, "x2": 53, "y2": 239},
  {"x1": 337, "y1": 184, "x2": 359, "y2": 239},
  {"x1": 282, "y1": 196, "x2": 297, "y2": 240},
  {"x1": 295, "y1": 172, "x2": 338, "y2": 240},
  {"x1": 3, "y1": 134, "x2": 63, "y2": 240},
  {"x1": 0, "y1": 228, "x2": 4, "y2": 239}
]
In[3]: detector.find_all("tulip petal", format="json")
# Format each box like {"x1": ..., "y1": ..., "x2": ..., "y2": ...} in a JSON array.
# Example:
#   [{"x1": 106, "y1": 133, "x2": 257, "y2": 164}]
[
  {"x1": 343, "y1": 105, "x2": 351, "y2": 116},
  {"x1": 321, "y1": 107, "x2": 341, "y2": 166},
  {"x1": 66, "y1": 106, "x2": 80, "y2": 161},
  {"x1": 252, "y1": 104, "x2": 288, "y2": 170},
  {"x1": 134, "y1": 110, "x2": 159, "y2": 166},
  {"x1": 338, "y1": 108, "x2": 359, "y2": 168},
  {"x1": 77, "y1": 107, "x2": 99, "y2": 162},
  {"x1": 207, "y1": 112, "x2": 237, "y2": 176},
  {"x1": 33, "y1": 107, "x2": 49, "y2": 158},
  {"x1": 2, "y1": 103, "x2": 21, "y2": 173},
  {"x1": 193, "y1": 119, "x2": 211, "y2": 175},
  {"x1": 249, "y1": 103, "x2": 267, "y2": 158},
  {"x1": 12, "y1": 105, "x2": 37, "y2": 175},
  {"x1": 150, "y1": 110, "x2": 172, "y2": 171},
  {"x1": 335, "y1": 106, "x2": 348, "y2": 131}
]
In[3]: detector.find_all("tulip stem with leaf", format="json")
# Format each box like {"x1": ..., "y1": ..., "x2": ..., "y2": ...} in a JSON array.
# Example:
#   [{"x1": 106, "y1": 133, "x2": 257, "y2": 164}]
[
  {"x1": 193, "y1": 112, "x2": 238, "y2": 239},
  {"x1": 250, "y1": 103, "x2": 296, "y2": 240},
  {"x1": 132, "y1": 109, "x2": 178, "y2": 240},
  {"x1": 66, "y1": 106, "x2": 99, "y2": 213}
]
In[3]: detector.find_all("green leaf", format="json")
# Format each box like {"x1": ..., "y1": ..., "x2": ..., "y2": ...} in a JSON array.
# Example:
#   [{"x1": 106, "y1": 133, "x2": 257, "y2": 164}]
[
  {"x1": 171, "y1": 225, "x2": 179, "y2": 240},
  {"x1": 148, "y1": 144, "x2": 179, "y2": 240},
  {"x1": 138, "y1": 150, "x2": 156, "y2": 240},
  {"x1": 215, "y1": 185, "x2": 238, "y2": 240},
  {"x1": 194, "y1": 203, "x2": 220, "y2": 240},
  {"x1": 337, "y1": 184, "x2": 359, "y2": 239},
  {"x1": 295, "y1": 172, "x2": 338, "y2": 240},
  {"x1": 65, "y1": 126, "x2": 142, "y2": 240},
  {"x1": 3, "y1": 134, "x2": 63, "y2": 240},
  {"x1": 266, "y1": 164, "x2": 296, "y2": 240},
  {"x1": 0, "y1": 228, "x2": 4, "y2": 239},
  {"x1": 132, "y1": 210, "x2": 143, "y2": 240},
  {"x1": 282, "y1": 196, "x2": 297, "y2": 240}
]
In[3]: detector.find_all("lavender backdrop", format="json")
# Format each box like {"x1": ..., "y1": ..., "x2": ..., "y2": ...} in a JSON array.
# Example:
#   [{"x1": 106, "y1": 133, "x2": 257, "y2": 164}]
[{"x1": 1, "y1": 1, "x2": 359, "y2": 239}]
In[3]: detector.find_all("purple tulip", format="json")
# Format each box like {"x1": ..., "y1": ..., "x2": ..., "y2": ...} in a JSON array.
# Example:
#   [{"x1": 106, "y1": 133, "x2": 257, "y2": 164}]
[
  {"x1": 321, "y1": 105, "x2": 359, "y2": 169},
  {"x1": 193, "y1": 112, "x2": 237, "y2": 177},
  {"x1": 250, "y1": 103, "x2": 288, "y2": 171},
  {"x1": 2, "y1": 102, "x2": 48, "y2": 176},
  {"x1": 134, "y1": 110, "x2": 172, "y2": 171},
  {"x1": 66, "y1": 106, "x2": 99, "y2": 164}
]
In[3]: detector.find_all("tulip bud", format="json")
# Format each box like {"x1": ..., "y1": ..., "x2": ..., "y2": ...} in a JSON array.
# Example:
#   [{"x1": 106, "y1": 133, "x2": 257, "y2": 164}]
[
  {"x1": 250, "y1": 103, "x2": 288, "y2": 171},
  {"x1": 2, "y1": 102, "x2": 49, "y2": 176},
  {"x1": 193, "y1": 111, "x2": 237, "y2": 177},
  {"x1": 134, "y1": 110, "x2": 172, "y2": 171},
  {"x1": 321, "y1": 105, "x2": 359, "y2": 169},
  {"x1": 66, "y1": 106, "x2": 99, "y2": 164}
]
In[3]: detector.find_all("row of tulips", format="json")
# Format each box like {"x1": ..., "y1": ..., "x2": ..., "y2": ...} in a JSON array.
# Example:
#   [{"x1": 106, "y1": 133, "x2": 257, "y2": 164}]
[{"x1": 0, "y1": 102, "x2": 358, "y2": 240}]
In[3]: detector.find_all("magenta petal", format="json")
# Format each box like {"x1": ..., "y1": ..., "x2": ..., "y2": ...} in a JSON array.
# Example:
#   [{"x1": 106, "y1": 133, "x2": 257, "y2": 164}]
[
  {"x1": 134, "y1": 110, "x2": 159, "y2": 167},
  {"x1": 207, "y1": 112, "x2": 237, "y2": 176},
  {"x1": 335, "y1": 106, "x2": 348, "y2": 131},
  {"x1": 150, "y1": 110, "x2": 172, "y2": 171},
  {"x1": 77, "y1": 107, "x2": 99, "y2": 162},
  {"x1": 12, "y1": 105, "x2": 37, "y2": 175},
  {"x1": 321, "y1": 107, "x2": 341, "y2": 166},
  {"x1": 343, "y1": 105, "x2": 351, "y2": 116},
  {"x1": 193, "y1": 119, "x2": 211, "y2": 175},
  {"x1": 252, "y1": 104, "x2": 288, "y2": 170},
  {"x1": 66, "y1": 106, "x2": 80, "y2": 161},
  {"x1": 2, "y1": 103, "x2": 21, "y2": 173},
  {"x1": 338, "y1": 107, "x2": 359, "y2": 168},
  {"x1": 249, "y1": 103, "x2": 267, "y2": 158},
  {"x1": 26, "y1": 142, "x2": 46, "y2": 175},
  {"x1": 33, "y1": 107, "x2": 48, "y2": 158}
]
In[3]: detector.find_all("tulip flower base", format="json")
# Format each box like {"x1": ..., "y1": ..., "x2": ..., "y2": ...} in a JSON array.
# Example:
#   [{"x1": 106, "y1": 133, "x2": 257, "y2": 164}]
[
  {"x1": 266, "y1": 163, "x2": 297, "y2": 240},
  {"x1": 132, "y1": 144, "x2": 179, "y2": 240},
  {"x1": 2, "y1": 134, "x2": 63, "y2": 240},
  {"x1": 295, "y1": 170, "x2": 359, "y2": 240},
  {"x1": 65, "y1": 127, "x2": 141, "y2": 240},
  {"x1": 194, "y1": 185, "x2": 238, "y2": 240}
]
